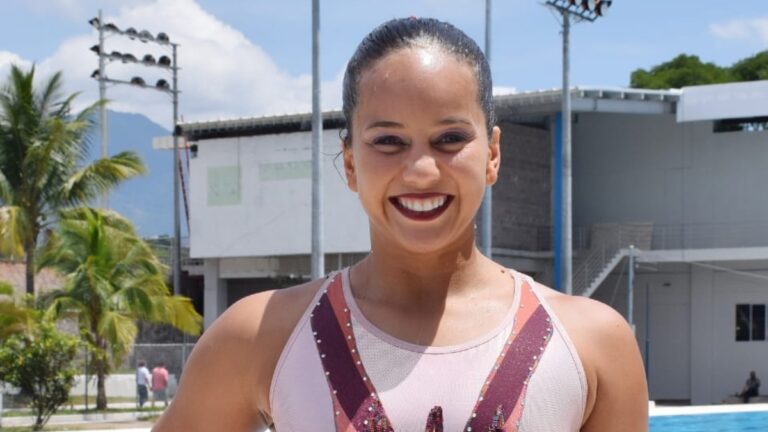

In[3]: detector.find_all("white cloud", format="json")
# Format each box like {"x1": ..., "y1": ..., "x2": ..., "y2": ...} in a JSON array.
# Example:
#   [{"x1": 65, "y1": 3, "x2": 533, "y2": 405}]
[
  {"x1": 18, "y1": 0, "x2": 343, "y2": 128},
  {"x1": 0, "y1": 51, "x2": 33, "y2": 77},
  {"x1": 710, "y1": 17, "x2": 768, "y2": 45}
]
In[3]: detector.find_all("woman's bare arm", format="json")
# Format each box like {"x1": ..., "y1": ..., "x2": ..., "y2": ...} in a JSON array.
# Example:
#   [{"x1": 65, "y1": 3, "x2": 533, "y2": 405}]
[{"x1": 152, "y1": 280, "x2": 323, "y2": 432}]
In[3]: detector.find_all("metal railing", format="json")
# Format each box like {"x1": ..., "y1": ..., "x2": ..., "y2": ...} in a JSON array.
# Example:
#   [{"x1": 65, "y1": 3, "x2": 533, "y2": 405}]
[{"x1": 651, "y1": 222, "x2": 768, "y2": 250}]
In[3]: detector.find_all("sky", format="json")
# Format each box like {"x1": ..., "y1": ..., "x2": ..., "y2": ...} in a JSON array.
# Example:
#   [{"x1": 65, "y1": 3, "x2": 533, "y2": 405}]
[{"x1": 0, "y1": 0, "x2": 766, "y2": 128}]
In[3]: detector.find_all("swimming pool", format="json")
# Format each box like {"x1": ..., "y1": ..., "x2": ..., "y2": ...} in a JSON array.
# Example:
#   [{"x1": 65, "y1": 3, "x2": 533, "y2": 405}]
[{"x1": 650, "y1": 410, "x2": 768, "y2": 431}]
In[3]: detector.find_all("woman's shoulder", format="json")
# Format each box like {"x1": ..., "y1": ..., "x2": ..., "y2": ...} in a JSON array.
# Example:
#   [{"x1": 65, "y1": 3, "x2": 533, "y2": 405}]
[
  {"x1": 153, "y1": 278, "x2": 325, "y2": 431},
  {"x1": 532, "y1": 281, "x2": 648, "y2": 430}
]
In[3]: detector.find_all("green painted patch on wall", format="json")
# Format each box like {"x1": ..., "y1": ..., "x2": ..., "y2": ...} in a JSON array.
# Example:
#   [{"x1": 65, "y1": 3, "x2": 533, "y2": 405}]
[
  {"x1": 208, "y1": 166, "x2": 240, "y2": 206},
  {"x1": 259, "y1": 161, "x2": 311, "y2": 181}
]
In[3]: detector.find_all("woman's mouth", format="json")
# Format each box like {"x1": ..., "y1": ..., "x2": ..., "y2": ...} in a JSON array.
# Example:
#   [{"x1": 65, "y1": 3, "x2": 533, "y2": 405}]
[{"x1": 389, "y1": 194, "x2": 454, "y2": 221}]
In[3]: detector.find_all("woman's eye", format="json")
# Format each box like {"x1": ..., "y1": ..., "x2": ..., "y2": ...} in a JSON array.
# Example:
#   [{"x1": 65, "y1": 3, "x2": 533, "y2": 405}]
[
  {"x1": 371, "y1": 135, "x2": 407, "y2": 152},
  {"x1": 434, "y1": 133, "x2": 469, "y2": 150}
]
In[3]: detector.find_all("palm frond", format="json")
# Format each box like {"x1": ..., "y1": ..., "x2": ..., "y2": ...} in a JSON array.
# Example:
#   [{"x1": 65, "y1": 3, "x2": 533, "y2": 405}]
[
  {"x1": 150, "y1": 296, "x2": 203, "y2": 336},
  {"x1": 62, "y1": 152, "x2": 146, "y2": 206},
  {"x1": 0, "y1": 168, "x2": 13, "y2": 204},
  {"x1": 0, "y1": 205, "x2": 29, "y2": 257},
  {"x1": 97, "y1": 311, "x2": 137, "y2": 364}
]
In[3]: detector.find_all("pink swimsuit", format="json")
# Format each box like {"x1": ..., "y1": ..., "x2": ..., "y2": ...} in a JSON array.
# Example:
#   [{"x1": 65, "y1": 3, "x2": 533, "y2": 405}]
[{"x1": 270, "y1": 268, "x2": 587, "y2": 431}]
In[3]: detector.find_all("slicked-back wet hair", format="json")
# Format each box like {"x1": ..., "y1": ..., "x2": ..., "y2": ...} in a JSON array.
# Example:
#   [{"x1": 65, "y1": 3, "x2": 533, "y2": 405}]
[{"x1": 341, "y1": 17, "x2": 495, "y2": 146}]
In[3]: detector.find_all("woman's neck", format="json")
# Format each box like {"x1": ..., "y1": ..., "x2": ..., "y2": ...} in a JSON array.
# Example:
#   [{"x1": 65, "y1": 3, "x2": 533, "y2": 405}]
[{"x1": 350, "y1": 230, "x2": 500, "y2": 312}]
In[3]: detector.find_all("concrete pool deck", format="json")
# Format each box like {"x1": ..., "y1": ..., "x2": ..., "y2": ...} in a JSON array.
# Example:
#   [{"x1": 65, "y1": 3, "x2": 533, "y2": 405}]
[{"x1": 650, "y1": 401, "x2": 768, "y2": 417}]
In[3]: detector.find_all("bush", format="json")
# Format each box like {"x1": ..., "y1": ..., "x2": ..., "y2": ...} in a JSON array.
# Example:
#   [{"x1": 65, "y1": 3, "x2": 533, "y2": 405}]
[{"x1": 0, "y1": 320, "x2": 79, "y2": 430}]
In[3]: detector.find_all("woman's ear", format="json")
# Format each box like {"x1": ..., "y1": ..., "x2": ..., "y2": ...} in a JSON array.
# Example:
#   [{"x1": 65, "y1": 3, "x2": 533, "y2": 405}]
[
  {"x1": 342, "y1": 141, "x2": 358, "y2": 192},
  {"x1": 486, "y1": 126, "x2": 501, "y2": 186}
]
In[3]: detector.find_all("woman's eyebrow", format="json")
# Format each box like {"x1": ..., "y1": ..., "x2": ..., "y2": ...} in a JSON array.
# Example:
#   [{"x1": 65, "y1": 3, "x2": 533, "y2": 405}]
[
  {"x1": 437, "y1": 116, "x2": 473, "y2": 126},
  {"x1": 365, "y1": 120, "x2": 404, "y2": 130}
]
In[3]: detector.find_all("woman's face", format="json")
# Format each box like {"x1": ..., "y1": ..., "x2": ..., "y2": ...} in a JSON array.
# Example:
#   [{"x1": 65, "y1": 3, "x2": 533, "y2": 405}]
[{"x1": 343, "y1": 46, "x2": 501, "y2": 254}]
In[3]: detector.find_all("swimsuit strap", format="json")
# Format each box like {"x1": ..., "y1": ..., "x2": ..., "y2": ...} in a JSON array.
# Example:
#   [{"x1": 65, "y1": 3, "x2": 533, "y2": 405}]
[{"x1": 310, "y1": 272, "x2": 554, "y2": 432}]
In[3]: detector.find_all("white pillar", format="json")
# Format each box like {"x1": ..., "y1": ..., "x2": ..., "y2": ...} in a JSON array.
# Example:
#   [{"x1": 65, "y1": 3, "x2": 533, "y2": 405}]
[
  {"x1": 690, "y1": 264, "x2": 714, "y2": 404},
  {"x1": 203, "y1": 258, "x2": 227, "y2": 330}
]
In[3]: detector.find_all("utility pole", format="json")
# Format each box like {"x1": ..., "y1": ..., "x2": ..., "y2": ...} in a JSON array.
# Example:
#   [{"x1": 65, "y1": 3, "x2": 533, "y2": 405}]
[
  {"x1": 311, "y1": 0, "x2": 324, "y2": 279},
  {"x1": 97, "y1": 9, "x2": 107, "y2": 209},
  {"x1": 479, "y1": 0, "x2": 493, "y2": 258}
]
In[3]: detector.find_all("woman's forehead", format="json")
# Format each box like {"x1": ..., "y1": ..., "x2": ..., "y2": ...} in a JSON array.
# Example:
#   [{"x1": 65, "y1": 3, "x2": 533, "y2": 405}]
[{"x1": 355, "y1": 47, "x2": 481, "y2": 118}]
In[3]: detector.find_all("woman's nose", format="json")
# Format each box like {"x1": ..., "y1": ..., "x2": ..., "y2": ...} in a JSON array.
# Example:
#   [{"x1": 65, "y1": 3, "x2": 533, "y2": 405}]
[{"x1": 402, "y1": 150, "x2": 440, "y2": 189}]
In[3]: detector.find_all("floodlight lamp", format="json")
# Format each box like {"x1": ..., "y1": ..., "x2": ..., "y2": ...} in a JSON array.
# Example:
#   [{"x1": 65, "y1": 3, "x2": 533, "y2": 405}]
[
  {"x1": 122, "y1": 53, "x2": 138, "y2": 63},
  {"x1": 104, "y1": 23, "x2": 120, "y2": 32},
  {"x1": 90, "y1": 70, "x2": 100, "y2": 79},
  {"x1": 567, "y1": 0, "x2": 578, "y2": 6},
  {"x1": 158, "y1": 55, "x2": 172, "y2": 67},
  {"x1": 190, "y1": 144, "x2": 198, "y2": 158},
  {"x1": 156, "y1": 79, "x2": 170, "y2": 90},
  {"x1": 90, "y1": 45, "x2": 100, "y2": 54},
  {"x1": 126, "y1": 27, "x2": 139, "y2": 39},
  {"x1": 579, "y1": 0, "x2": 589, "y2": 11},
  {"x1": 138, "y1": 30, "x2": 154, "y2": 42},
  {"x1": 110, "y1": 51, "x2": 123, "y2": 59},
  {"x1": 142, "y1": 54, "x2": 156, "y2": 65},
  {"x1": 594, "y1": 0, "x2": 612, "y2": 16},
  {"x1": 156, "y1": 32, "x2": 170, "y2": 44},
  {"x1": 88, "y1": 17, "x2": 100, "y2": 28},
  {"x1": 130, "y1": 76, "x2": 146, "y2": 86}
]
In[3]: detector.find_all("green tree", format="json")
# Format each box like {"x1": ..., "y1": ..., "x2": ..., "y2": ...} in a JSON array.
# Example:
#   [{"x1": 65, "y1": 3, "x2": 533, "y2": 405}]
[
  {"x1": 0, "y1": 315, "x2": 79, "y2": 430},
  {"x1": 630, "y1": 54, "x2": 732, "y2": 89},
  {"x1": 730, "y1": 51, "x2": 768, "y2": 81},
  {"x1": 38, "y1": 207, "x2": 202, "y2": 410},
  {"x1": 0, "y1": 280, "x2": 35, "y2": 339},
  {"x1": 0, "y1": 64, "x2": 145, "y2": 296}
]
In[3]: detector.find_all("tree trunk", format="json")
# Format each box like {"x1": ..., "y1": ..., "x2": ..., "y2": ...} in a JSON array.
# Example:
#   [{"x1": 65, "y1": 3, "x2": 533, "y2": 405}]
[
  {"x1": 96, "y1": 359, "x2": 108, "y2": 410},
  {"x1": 25, "y1": 238, "x2": 35, "y2": 296}
]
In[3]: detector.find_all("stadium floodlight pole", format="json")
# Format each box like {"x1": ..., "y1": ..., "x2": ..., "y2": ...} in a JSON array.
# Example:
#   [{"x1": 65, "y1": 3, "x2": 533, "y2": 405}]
[
  {"x1": 311, "y1": 0, "x2": 324, "y2": 279},
  {"x1": 478, "y1": 0, "x2": 493, "y2": 258},
  {"x1": 544, "y1": 0, "x2": 612, "y2": 295},
  {"x1": 88, "y1": 15, "x2": 182, "y2": 298},
  {"x1": 97, "y1": 10, "x2": 108, "y2": 209}
]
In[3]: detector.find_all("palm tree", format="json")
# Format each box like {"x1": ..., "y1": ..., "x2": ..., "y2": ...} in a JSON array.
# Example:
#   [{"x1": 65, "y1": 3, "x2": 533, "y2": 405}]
[
  {"x1": 38, "y1": 207, "x2": 202, "y2": 410},
  {"x1": 0, "y1": 64, "x2": 145, "y2": 295},
  {"x1": 0, "y1": 281, "x2": 34, "y2": 340}
]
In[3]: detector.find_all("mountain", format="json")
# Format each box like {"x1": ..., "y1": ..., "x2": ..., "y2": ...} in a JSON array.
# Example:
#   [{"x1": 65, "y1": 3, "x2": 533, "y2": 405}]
[{"x1": 92, "y1": 110, "x2": 182, "y2": 238}]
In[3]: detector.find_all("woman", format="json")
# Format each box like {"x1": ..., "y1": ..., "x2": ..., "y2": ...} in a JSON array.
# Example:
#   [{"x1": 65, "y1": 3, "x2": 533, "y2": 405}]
[{"x1": 154, "y1": 18, "x2": 647, "y2": 431}]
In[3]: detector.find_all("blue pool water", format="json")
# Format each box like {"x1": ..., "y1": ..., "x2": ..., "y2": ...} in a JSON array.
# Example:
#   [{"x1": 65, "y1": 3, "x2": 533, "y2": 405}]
[{"x1": 650, "y1": 411, "x2": 768, "y2": 431}]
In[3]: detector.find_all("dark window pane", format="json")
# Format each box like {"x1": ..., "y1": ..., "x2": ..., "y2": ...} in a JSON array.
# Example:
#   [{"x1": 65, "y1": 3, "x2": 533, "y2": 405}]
[
  {"x1": 752, "y1": 305, "x2": 766, "y2": 341},
  {"x1": 736, "y1": 304, "x2": 751, "y2": 341}
]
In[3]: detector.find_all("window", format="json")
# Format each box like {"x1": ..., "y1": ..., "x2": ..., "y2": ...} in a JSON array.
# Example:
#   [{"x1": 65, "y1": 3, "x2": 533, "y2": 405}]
[
  {"x1": 736, "y1": 304, "x2": 766, "y2": 341},
  {"x1": 714, "y1": 116, "x2": 768, "y2": 133}
]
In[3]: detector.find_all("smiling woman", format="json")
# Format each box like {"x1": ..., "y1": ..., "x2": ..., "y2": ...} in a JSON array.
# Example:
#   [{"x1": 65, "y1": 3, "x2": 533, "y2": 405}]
[{"x1": 153, "y1": 17, "x2": 648, "y2": 432}]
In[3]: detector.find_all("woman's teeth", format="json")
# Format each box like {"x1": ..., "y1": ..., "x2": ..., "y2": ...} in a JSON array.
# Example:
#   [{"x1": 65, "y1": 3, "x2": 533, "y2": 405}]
[{"x1": 398, "y1": 196, "x2": 447, "y2": 212}]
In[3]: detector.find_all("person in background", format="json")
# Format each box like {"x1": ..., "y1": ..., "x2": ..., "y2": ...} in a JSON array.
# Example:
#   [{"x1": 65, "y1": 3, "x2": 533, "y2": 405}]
[
  {"x1": 152, "y1": 361, "x2": 170, "y2": 408},
  {"x1": 739, "y1": 371, "x2": 761, "y2": 403},
  {"x1": 136, "y1": 360, "x2": 152, "y2": 408}
]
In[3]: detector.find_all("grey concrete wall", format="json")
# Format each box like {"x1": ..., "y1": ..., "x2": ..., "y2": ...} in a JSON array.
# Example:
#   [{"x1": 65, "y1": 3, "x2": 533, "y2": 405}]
[
  {"x1": 593, "y1": 266, "x2": 692, "y2": 402},
  {"x1": 493, "y1": 122, "x2": 551, "y2": 251},
  {"x1": 573, "y1": 113, "x2": 768, "y2": 249}
]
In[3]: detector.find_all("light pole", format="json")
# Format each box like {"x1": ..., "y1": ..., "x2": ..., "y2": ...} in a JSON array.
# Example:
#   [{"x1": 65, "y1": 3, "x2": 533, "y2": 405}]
[
  {"x1": 478, "y1": 0, "x2": 493, "y2": 258},
  {"x1": 311, "y1": 0, "x2": 324, "y2": 279},
  {"x1": 88, "y1": 12, "x2": 182, "y2": 300},
  {"x1": 544, "y1": 0, "x2": 612, "y2": 295}
]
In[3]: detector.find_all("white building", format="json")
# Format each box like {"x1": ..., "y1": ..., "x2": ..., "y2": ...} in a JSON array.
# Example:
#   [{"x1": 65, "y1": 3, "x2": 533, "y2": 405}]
[{"x1": 176, "y1": 80, "x2": 768, "y2": 405}]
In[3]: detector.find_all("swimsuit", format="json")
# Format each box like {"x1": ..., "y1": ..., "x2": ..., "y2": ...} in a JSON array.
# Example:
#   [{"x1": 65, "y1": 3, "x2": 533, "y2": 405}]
[{"x1": 271, "y1": 268, "x2": 587, "y2": 431}]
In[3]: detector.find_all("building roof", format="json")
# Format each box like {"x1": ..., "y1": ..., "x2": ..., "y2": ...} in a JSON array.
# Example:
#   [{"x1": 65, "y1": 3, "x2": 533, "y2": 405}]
[
  {"x1": 0, "y1": 261, "x2": 66, "y2": 296},
  {"x1": 178, "y1": 87, "x2": 681, "y2": 142}
]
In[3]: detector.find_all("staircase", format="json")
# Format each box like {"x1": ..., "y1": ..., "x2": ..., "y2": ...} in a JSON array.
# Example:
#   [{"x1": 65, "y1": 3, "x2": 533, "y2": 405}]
[{"x1": 573, "y1": 223, "x2": 653, "y2": 297}]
